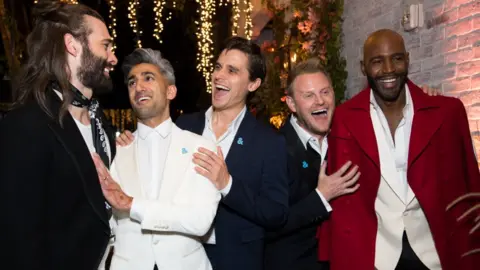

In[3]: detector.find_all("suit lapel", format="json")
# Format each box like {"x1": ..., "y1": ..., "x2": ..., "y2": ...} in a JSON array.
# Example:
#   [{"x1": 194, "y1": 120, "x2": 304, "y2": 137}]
[
  {"x1": 114, "y1": 142, "x2": 143, "y2": 198},
  {"x1": 224, "y1": 111, "x2": 257, "y2": 167},
  {"x1": 342, "y1": 90, "x2": 380, "y2": 169},
  {"x1": 157, "y1": 125, "x2": 190, "y2": 201},
  {"x1": 46, "y1": 93, "x2": 109, "y2": 231},
  {"x1": 408, "y1": 81, "x2": 442, "y2": 168},
  {"x1": 407, "y1": 81, "x2": 442, "y2": 202}
]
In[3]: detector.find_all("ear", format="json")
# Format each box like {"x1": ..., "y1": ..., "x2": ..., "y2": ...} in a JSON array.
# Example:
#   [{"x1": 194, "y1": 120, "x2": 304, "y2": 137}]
[
  {"x1": 247, "y1": 78, "x2": 261, "y2": 92},
  {"x1": 405, "y1": 52, "x2": 410, "y2": 67},
  {"x1": 360, "y1": 60, "x2": 366, "y2": 76},
  {"x1": 166, "y1": 85, "x2": 177, "y2": 101},
  {"x1": 286, "y1": 95, "x2": 297, "y2": 113},
  {"x1": 64, "y1": 33, "x2": 80, "y2": 57}
]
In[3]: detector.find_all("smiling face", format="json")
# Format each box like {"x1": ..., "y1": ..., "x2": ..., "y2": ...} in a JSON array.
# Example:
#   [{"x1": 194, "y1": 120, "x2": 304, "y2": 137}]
[
  {"x1": 211, "y1": 49, "x2": 261, "y2": 112},
  {"x1": 286, "y1": 72, "x2": 335, "y2": 137},
  {"x1": 361, "y1": 30, "x2": 409, "y2": 103},
  {"x1": 76, "y1": 15, "x2": 118, "y2": 94},
  {"x1": 127, "y1": 63, "x2": 176, "y2": 125}
]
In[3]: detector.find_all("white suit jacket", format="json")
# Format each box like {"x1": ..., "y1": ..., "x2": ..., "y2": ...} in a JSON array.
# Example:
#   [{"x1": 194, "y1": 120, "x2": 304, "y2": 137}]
[{"x1": 99, "y1": 124, "x2": 221, "y2": 270}]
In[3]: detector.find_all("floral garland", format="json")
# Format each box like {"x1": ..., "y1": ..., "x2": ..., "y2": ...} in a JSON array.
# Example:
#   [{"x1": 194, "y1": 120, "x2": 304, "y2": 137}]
[{"x1": 251, "y1": 0, "x2": 347, "y2": 128}]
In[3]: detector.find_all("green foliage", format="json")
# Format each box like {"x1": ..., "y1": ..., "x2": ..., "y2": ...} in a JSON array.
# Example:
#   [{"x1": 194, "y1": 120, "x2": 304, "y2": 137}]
[{"x1": 251, "y1": 0, "x2": 348, "y2": 120}]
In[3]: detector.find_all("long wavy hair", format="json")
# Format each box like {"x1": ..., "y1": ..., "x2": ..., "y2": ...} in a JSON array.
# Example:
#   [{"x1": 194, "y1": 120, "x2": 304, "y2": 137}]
[{"x1": 12, "y1": 0, "x2": 104, "y2": 122}]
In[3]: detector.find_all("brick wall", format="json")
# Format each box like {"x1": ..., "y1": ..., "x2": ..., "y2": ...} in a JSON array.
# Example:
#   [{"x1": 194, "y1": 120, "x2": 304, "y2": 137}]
[{"x1": 342, "y1": 0, "x2": 480, "y2": 159}]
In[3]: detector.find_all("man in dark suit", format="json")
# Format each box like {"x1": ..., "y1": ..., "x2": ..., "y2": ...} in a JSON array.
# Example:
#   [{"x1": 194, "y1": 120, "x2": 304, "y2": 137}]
[
  {"x1": 175, "y1": 37, "x2": 289, "y2": 270},
  {"x1": 264, "y1": 58, "x2": 361, "y2": 270},
  {"x1": 318, "y1": 29, "x2": 480, "y2": 270},
  {"x1": 0, "y1": 2, "x2": 118, "y2": 269}
]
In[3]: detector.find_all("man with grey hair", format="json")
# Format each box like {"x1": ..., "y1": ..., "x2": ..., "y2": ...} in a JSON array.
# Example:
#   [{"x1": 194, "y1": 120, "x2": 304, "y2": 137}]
[{"x1": 95, "y1": 48, "x2": 221, "y2": 270}]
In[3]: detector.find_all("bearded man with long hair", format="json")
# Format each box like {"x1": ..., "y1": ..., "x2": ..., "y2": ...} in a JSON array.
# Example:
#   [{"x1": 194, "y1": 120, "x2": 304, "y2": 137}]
[{"x1": 0, "y1": 1, "x2": 118, "y2": 269}]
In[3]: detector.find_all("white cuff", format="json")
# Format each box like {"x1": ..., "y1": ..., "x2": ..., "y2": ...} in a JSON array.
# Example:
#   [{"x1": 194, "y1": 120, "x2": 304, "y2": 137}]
[
  {"x1": 220, "y1": 176, "x2": 233, "y2": 197},
  {"x1": 315, "y1": 189, "x2": 332, "y2": 212},
  {"x1": 130, "y1": 198, "x2": 148, "y2": 222}
]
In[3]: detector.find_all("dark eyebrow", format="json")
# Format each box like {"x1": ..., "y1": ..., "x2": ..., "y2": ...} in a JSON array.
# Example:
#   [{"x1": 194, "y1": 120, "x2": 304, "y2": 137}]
[
  {"x1": 101, "y1": 38, "x2": 113, "y2": 44},
  {"x1": 227, "y1": 64, "x2": 239, "y2": 72},
  {"x1": 127, "y1": 71, "x2": 156, "y2": 82}
]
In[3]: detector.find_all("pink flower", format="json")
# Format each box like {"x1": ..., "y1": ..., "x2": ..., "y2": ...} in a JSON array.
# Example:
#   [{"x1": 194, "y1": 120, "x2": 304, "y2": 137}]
[{"x1": 302, "y1": 40, "x2": 314, "y2": 52}]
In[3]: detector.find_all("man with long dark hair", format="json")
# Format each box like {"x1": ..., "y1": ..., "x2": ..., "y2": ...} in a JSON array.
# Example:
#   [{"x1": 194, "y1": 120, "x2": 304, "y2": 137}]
[{"x1": 0, "y1": 1, "x2": 118, "y2": 269}]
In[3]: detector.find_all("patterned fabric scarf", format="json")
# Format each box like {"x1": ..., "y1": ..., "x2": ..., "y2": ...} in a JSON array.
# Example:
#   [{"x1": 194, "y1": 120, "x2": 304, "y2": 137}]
[{"x1": 69, "y1": 84, "x2": 110, "y2": 169}]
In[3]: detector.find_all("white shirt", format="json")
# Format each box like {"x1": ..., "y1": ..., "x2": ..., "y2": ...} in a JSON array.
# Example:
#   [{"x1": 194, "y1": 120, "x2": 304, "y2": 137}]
[
  {"x1": 200, "y1": 106, "x2": 246, "y2": 244},
  {"x1": 73, "y1": 118, "x2": 112, "y2": 164},
  {"x1": 289, "y1": 115, "x2": 332, "y2": 212},
  {"x1": 202, "y1": 106, "x2": 247, "y2": 197},
  {"x1": 370, "y1": 87, "x2": 413, "y2": 202},
  {"x1": 130, "y1": 119, "x2": 173, "y2": 221},
  {"x1": 53, "y1": 90, "x2": 112, "y2": 163}
]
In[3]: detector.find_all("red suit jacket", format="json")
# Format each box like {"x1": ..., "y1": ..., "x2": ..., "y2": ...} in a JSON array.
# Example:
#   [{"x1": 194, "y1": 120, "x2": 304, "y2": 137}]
[{"x1": 317, "y1": 80, "x2": 480, "y2": 269}]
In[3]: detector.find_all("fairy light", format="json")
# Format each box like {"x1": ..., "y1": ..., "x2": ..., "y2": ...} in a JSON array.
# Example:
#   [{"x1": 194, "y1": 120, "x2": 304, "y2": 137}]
[
  {"x1": 128, "y1": 0, "x2": 142, "y2": 48},
  {"x1": 244, "y1": 0, "x2": 253, "y2": 39},
  {"x1": 107, "y1": 0, "x2": 117, "y2": 52},
  {"x1": 153, "y1": 0, "x2": 165, "y2": 43},
  {"x1": 35, "y1": 0, "x2": 78, "y2": 3},
  {"x1": 231, "y1": 0, "x2": 240, "y2": 36},
  {"x1": 195, "y1": 0, "x2": 215, "y2": 93}
]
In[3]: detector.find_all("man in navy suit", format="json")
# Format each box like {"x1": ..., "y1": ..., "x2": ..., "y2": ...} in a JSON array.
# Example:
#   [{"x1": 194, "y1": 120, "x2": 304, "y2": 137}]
[{"x1": 175, "y1": 36, "x2": 289, "y2": 270}]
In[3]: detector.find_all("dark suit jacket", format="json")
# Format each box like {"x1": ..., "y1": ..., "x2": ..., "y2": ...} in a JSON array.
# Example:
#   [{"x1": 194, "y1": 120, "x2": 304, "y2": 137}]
[
  {"x1": 0, "y1": 90, "x2": 116, "y2": 270},
  {"x1": 264, "y1": 118, "x2": 329, "y2": 270},
  {"x1": 318, "y1": 80, "x2": 480, "y2": 270},
  {"x1": 176, "y1": 110, "x2": 289, "y2": 270}
]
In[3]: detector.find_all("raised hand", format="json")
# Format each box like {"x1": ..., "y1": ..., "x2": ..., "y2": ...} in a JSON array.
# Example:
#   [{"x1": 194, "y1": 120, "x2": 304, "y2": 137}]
[
  {"x1": 92, "y1": 153, "x2": 133, "y2": 212},
  {"x1": 116, "y1": 130, "x2": 135, "y2": 146},
  {"x1": 193, "y1": 147, "x2": 230, "y2": 190},
  {"x1": 317, "y1": 161, "x2": 360, "y2": 201}
]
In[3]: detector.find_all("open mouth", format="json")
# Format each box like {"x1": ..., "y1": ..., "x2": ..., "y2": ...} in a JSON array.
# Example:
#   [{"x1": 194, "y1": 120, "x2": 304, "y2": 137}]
[
  {"x1": 311, "y1": 109, "x2": 328, "y2": 118},
  {"x1": 103, "y1": 67, "x2": 112, "y2": 77},
  {"x1": 136, "y1": 96, "x2": 152, "y2": 104},
  {"x1": 377, "y1": 77, "x2": 398, "y2": 88},
  {"x1": 215, "y1": 84, "x2": 230, "y2": 92}
]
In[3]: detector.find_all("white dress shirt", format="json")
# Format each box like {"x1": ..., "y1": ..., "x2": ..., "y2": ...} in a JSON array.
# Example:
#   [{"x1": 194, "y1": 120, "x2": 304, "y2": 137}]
[
  {"x1": 370, "y1": 88, "x2": 413, "y2": 202},
  {"x1": 202, "y1": 106, "x2": 246, "y2": 196},
  {"x1": 289, "y1": 115, "x2": 332, "y2": 212},
  {"x1": 200, "y1": 106, "x2": 246, "y2": 244},
  {"x1": 130, "y1": 118, "x2": 173, "y2": 222}
]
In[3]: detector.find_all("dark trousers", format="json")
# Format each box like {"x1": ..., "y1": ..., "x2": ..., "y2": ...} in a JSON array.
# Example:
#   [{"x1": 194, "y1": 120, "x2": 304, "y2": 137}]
[{"x1": 395, "y1": 231, "x2": 430, "y2": 270}]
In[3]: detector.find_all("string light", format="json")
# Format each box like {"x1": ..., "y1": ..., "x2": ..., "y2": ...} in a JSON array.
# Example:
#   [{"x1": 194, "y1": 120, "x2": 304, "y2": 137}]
[
  {"x1": 195, "y1": 0, "x2": 215, "y2": 93},
  {"x1": 128, "y1": 0, "x2": 142, "y2": 48},
  {"x1": 153, "y1": 0, "x2": 165, "y2": 43},
  {"x1": 34, "y1": 0, "x2": 78, "y2": 3},
  {"x1": 230, "y1": 0, "x2": 253, "y2": 40},
  {"x1": 244, "y1": 0, "x2": 253, "y2": 40},
  {"x1": 231, "y1": 0, "x2": 240, "y2": 36},
  {"x1": 108, "y1": 0, "x2": 117, "y2": 52}
]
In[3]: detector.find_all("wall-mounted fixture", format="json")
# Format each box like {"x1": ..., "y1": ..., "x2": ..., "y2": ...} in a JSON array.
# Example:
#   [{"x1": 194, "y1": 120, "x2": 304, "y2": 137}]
[{"x1": 402, "y1": 0, "x2": 424, "y2": 31}]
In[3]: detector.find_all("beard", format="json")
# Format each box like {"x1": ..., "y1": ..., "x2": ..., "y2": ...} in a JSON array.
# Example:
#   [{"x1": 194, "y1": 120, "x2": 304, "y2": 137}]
[
  {"x1": 77, "y1": 45, "x2": 113, "y2": 95},
  {"x1": 366, "y1": 70, "x2": 408, "y2": 103}
]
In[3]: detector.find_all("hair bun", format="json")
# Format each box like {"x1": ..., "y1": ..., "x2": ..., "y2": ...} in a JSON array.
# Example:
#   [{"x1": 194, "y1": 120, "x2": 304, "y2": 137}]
[{"x1": 32, "y1": 0, "x2": 67, "y2": 20}]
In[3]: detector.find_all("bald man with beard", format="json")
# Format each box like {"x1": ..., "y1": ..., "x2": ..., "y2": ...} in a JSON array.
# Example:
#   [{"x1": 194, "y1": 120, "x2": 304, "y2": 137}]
[{"x1": 317, "y1": 29, "x2": 480, "y2": 270}]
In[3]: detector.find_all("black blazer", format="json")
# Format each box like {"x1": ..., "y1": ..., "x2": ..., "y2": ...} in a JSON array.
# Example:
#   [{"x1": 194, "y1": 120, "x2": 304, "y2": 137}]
[
  {"x1": 264, "y1": 117, "x2": 329, "y2": 270},
  {"x1": 0, "y1": 90, "x2": 116, "y2": 270},
  {"x1": 176, "y1": 111, "x2": 289, "y2": 270}
]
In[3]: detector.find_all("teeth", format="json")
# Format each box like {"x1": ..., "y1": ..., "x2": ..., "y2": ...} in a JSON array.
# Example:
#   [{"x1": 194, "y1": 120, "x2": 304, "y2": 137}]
[
  {"x1": 138, "y1": 97, "x2": 151, "y2": 102},
  {"x1": 215, "y1": 85, "x2": 230, "y2": 91},
  {"x1": 312, "y1": 109, "x2": 327, "y2": 115},
  {"x1": 380, "y1": 78, "x2": 396, "y2": 83}
]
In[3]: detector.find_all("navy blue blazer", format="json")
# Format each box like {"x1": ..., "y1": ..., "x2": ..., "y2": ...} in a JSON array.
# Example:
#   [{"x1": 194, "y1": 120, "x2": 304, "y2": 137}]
[
  {"x1": 176, "y1": 110, "x2": 289, "y2": 270},
  {"x1": 264, "y1": 118, "x2": 329, "y2": 270}
]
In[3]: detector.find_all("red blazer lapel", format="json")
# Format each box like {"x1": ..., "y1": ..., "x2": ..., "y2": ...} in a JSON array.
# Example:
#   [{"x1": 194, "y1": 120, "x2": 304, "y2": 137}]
[
  {"x1": 408, "y1": 80, "x2": 443, "y2": 169},
  {"x1": 342, "y1": 88, "x2": 380, "y2": 169}
]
